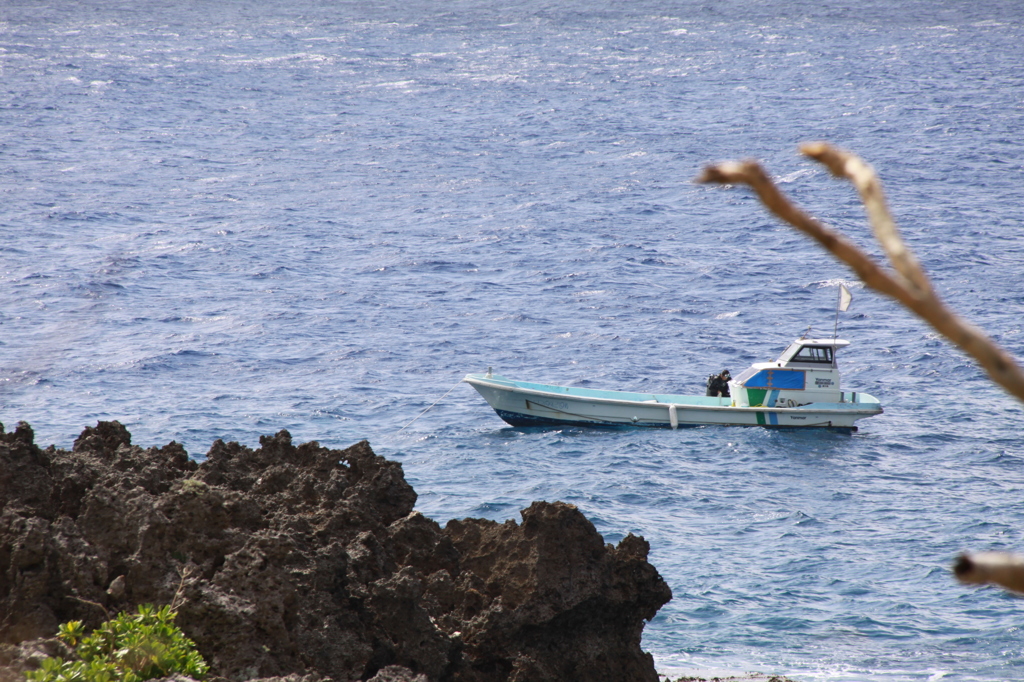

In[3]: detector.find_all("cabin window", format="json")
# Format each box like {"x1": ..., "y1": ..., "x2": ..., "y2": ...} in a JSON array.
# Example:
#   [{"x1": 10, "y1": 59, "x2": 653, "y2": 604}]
[
  {"x1": 792, "y1": 346, "x2": 834, "y2": 364},
  {"x1": 734, "y1": 367, "x2": 759, "y2": 383}
]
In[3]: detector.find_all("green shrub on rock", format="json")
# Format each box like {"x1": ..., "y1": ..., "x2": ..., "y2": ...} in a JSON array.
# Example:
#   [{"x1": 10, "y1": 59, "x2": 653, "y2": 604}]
[{"x1": 26, "y1": 604, "x2": 209, "y2": 682}]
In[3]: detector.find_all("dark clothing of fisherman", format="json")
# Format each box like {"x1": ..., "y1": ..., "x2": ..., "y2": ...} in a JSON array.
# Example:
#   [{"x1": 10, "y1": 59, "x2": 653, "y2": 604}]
[{"x1": 706, "y1": 370, "x2": 732, "y2": 397}]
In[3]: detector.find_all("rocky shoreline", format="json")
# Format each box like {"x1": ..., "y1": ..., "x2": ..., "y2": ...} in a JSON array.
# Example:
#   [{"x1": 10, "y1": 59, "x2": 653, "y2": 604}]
[{"x1": 1, "y1": 421, "x2": 673, "y2": 681}]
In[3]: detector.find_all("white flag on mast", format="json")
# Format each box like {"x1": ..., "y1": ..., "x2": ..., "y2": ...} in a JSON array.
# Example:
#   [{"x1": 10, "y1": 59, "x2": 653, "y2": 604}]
[{"x1": 838, "y1": 284, "x2": 853, "y2": 312}]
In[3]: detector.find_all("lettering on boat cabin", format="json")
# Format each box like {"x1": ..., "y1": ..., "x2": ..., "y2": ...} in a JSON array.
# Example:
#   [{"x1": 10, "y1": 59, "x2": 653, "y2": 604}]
[{"x1": 815, "y1": 377, "x2": 835, "y2": 388}]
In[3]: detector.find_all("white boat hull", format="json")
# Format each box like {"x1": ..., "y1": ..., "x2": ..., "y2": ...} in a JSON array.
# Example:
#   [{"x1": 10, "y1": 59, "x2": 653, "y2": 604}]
[{"x1": 464, "y1": 374, "x2": 883, "y2": 431}]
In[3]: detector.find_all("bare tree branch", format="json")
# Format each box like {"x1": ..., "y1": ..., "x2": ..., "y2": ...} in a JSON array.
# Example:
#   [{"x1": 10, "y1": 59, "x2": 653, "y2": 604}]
[
  {"x1": 954, "y1": 552, "x2": 1024, "y2": 595},
  {"x1": 696, "y1": 143, "x2": 1024, "y2": 404},
  {"x1": 800, "y1": 142, "x2": 933, "y2": 298},
  {"x1": 698, "y1": 144, "x2": 1024, "y2": 596}
]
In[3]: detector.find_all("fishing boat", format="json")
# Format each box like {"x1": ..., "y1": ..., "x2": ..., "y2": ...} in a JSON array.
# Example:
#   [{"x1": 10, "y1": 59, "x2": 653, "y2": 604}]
[{"x1": 463, "y1": 336, "x2": 882, "y2": 431}]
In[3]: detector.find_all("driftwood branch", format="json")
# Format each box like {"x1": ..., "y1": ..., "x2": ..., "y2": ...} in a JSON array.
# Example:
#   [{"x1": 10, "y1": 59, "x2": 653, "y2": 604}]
[
  {"x1": 696, "y1": 142, "x2": 1024, "y2": 404},
  {"x1": 800, "y1": 143, "x2": 932, "y2": 298},
  {"x1": 697, "y1": 143, "x2": 1024, "y2": 596},
  {"x1": 954, "y1": 552, "x2": 1024, "y2": 595}
]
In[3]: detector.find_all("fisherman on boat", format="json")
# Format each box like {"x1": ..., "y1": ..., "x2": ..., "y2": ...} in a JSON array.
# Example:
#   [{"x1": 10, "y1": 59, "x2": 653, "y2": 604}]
[{"x1": 705, "y1": 369, "x2": 731, "y2": 398}]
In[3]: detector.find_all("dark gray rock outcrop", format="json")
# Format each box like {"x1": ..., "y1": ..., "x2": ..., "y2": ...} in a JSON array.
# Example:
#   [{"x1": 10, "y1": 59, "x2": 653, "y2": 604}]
[{"x1": 0, "y1": 421, "x2": 671, "y2": 681}]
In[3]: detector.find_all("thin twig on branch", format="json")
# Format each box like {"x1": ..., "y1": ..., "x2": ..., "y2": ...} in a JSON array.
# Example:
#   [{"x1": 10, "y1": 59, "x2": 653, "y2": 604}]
[
  {"x1": 696, "y1": 142, "x2": 1024, "y2": 404},
  {"x1": 954, "y1": 552, "x2": 1024, "y2": 595},
  {"x1": 800, "y1": 142, "x2": 933, "y2": 298}
]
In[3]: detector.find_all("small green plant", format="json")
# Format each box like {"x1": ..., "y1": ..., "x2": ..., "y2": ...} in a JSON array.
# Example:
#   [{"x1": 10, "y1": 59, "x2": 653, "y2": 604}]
[
  {"x1": 179, "y1": 479, "x2": 208, "y2": 495},
  {"x1": 26, "y1": 604, "x2": 209, "y2": 682}
]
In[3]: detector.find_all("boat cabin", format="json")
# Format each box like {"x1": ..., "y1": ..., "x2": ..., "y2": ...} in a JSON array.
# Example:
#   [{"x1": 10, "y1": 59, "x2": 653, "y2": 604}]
[{"x1": 729, "y1": 338, "x2": 850, "y2": 408}]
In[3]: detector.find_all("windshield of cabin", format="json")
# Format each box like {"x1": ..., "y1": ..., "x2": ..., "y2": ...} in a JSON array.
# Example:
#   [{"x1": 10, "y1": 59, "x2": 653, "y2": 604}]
[
  {"x1": 734, "y1": 367, "x2": 759, "y2": 383},
  {"x1": 791, "y1": 346, "x2": 834, "y2": 364}
]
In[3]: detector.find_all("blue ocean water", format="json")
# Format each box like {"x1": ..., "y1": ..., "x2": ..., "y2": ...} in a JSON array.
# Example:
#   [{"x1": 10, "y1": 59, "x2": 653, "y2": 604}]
[{"x1": 3, "y1": 1, "x2": 1024, "y2": 679}]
